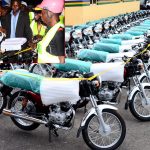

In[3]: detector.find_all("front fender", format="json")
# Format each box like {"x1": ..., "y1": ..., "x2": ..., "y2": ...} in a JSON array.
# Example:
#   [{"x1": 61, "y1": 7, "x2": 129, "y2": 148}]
[
  {"x1": 138, "y1": 72, "x2": 147, "y2": 82},
  {"x1": 128, "y1": 83, "x2": 150, "y2": 101},
  {"x1": 77, "y1": 104, "x2": 117, "y2": 138}
]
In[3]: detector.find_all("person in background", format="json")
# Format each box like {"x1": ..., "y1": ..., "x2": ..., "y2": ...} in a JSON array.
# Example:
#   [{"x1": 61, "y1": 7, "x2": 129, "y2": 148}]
[
  {"x1": 30, "y1": 10, "x2": 46, "y2": 43},
  {"x1": 1, "y1": 5, "x2": 11, "y2": 16},
  {"x1": 21, "y1": 1, "x2": 28, "y2": 12},
  {"x1": 2, "y1": 0, "x2": 32, "y2": 43},
  {"x1": 0, "y1": 5, "x2": 10, "y2": 34},
  {"x1": 28, "y1": 7, "x2": 34, "y2": 23},
  {"x1": 35, "y1": 0, "x2": 65, "y2": 64}
]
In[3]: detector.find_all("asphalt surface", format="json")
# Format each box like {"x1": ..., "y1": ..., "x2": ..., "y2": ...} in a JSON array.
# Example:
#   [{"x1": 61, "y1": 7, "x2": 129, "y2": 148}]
[{"x1": 1, "y1": 88, "x2": 150, "y2": 150}]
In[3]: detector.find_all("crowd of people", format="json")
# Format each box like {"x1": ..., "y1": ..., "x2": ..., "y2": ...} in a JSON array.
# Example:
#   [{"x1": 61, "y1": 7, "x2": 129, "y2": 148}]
[{"x1": 0, "y1": 0, "x2": 65, "y2": 64}]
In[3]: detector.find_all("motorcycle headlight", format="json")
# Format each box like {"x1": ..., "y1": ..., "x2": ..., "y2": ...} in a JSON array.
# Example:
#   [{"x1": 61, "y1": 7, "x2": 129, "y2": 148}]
[
  {"x1": 125, "y1": 15, "x2": 128, "y2": 20},
  {"x1": 94, "y1": 26, "x2": 99, "y2": 33},
  {"x1": 104, "y1": 23, "x2": 110, "y2": 29},
  {"x1": 142, "y1": 51, "x2": 150, "y2": 62},
  {"x1": 92, "y1": 80, "x2": 100, "y2": 88},
  {"x1": 114, "y1": 19, "x2": 118, "y2": 24},
  {"x1": 83, "y1": 27, "x2": 93, "y2": 36},
  {"x1": 65, "y1": 32, "x2": 70, "y2": 42},
  {"x1": 138, "y1": 63, "x2": 144, "y2": 70},
  {"x1": 72, "y1": 29, "x2": 82, "y2": 39},
  {"x1": 111, "y1": 22, "x2": 115, "y2": 27},
  {"x1": 88, "y1": 27, "x2": 93, "y2": 36},
  {"x1": 95, "y1": 24, "x2": 102, "y2": 32},
  {"x1": 83, "y1": 28, "x2": 88, "y2": 35}
]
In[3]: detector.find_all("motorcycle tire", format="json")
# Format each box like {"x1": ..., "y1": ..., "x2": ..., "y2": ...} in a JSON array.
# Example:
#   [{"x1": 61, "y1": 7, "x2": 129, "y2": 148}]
[
  {"x1": 147, "y1": 64, "x2": 150, "y2": 71},
  {"x1": 29, "y1": 63, "x2": 53, "y2": 77},
  {"x1": 82, "y1": 109, "x2": 126, "y2": 150},
  {"x1": 140, "y1": 75, "x2": 150, "y2": 83},
  {"x1": 0, "y1": 93, "x2": 7, "y2": 114},
  {"x1": 8, "y1": 91, "x2": 40, "y2": 131},
  {"x1": 129, "y1": 86, "x2": 150, "y2": 121}
]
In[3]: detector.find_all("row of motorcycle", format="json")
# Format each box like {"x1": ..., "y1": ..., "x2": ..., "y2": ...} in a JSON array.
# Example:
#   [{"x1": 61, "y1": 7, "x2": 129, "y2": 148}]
[{"x1": 1, "y1": 10, "x2": 150, "y2": 150}]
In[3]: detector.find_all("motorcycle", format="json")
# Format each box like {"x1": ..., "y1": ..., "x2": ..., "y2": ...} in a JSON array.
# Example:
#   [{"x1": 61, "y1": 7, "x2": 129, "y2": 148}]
[
  {"x1": 65, "y1": 27, "x2": 72, "y2": 57},
  {"x1": 96, "y1": 50, "x2": 150, "y2": 121},
  {"x1": 1, "y1": 70, "x2": 126, "y2": 150},
  {"x1": 138, "y1": 45, "x2": 150, "y2": 83},
  {"x1": 0, "y1": 64, "x2": 30, "y2": 113}
]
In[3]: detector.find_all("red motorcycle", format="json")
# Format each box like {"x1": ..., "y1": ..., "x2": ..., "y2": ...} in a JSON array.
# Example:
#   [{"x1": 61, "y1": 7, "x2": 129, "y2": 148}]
[{"x1": 1, "y1": 70, "x2": 126, "y2": 150}]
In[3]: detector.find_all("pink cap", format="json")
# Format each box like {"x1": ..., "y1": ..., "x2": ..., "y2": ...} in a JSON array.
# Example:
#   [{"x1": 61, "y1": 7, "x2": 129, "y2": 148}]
[{"x1": 37, "y1": 0, "x2": 64, "y2": 13}]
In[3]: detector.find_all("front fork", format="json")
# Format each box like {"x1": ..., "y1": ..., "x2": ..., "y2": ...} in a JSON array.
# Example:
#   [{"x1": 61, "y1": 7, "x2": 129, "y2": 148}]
[
  {"x1": 90, "y1": 95, "x2": 111, "y2": 134},
  {"x1": 143, "y1": 63, "x2": 150, "y2": 83},
  {"x1": 133, "y1": 77, "x2": 150, "y2": 105}
]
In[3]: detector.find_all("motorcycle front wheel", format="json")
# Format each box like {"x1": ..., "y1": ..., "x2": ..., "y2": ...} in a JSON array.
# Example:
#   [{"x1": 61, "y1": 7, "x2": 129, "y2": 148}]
[
  {"x1": 8, "y1": 92, "x2": 40, "y2": 131},
  {"x1": 129, "y1": 86, "x2": 150, "y2": 121},
  {"x1": 29, "y1": 63, "x2": 53, "y2": 77},
  {"x1": 82, "y1": 109, "x2": 126, "y2": 150}
]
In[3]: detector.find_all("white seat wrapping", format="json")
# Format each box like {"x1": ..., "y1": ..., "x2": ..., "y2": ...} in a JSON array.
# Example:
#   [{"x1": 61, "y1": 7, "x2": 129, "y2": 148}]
[
  {"x1": 90, "y1": 62, "x2": 124, "y2": 82},
  {"x1": 40, "y1": 78, "x2": 80, "y2": 106}
]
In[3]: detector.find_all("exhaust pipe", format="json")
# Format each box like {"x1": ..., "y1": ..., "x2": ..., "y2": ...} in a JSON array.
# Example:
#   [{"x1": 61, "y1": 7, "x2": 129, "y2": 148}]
[{"x1": 3, "y1": 109, "x2": 47, "y2": 125}]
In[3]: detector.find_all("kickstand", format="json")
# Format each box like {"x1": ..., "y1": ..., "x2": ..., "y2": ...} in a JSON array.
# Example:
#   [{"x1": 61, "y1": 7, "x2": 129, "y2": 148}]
[
  {"x1": 48, "y1": 124, "x2": 59, "y2": 142},
  {"x1": 125, "y1": 91, "x2": 129, "y2": 110},
  {"x1": 53, "y1": 129, "x2": 59, "y2": 137},
  {"x1": 125, "y1": 79, "x2": 130, "y2": 110},
  {"x1": 84, "y1": 104, "x2": 87, "y2": 113},
  {"x1": 49, "y1": 126, "x2": 52, "y2": 142}
]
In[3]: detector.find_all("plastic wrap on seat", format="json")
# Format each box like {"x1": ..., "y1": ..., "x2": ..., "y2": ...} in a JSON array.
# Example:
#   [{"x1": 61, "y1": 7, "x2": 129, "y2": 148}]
[
  {"x1": 137, "y1": 24, "x2": 150, "y2": 28},
  {"x1": 135, "y1": 25, "x2": 150, "y2": 29},
  {"x1": 129, "y1": 27, "x2": 147, "y2": 32},
  {"x1": 100, "y1": 38, "x2": 122, "y2": 45},
  {"x1": 54, "y1": 58, "x2": 92, "y2": 73},
  {"x1": 143, "y1": 20, "x2": 150, "y2": 24},
  {"x1": 140, "y1": 23, "x2": 150, "y2": 27},
  {"x1": 109, "y1": 34, "x2": 133, "y2": 40},
  {"x1": 77, "y1": 49, "x2": 108, "y2": 62},
  {"x1": 125, "y1": 30, "x2": 144, "y2": 36},
  {"x1": 40, "y1": 79, "x2": 80, "y2": 105},
  {"x1": 93, "y1": 43, "x2": 119, "y2": 53},
  {"x1": 0, "y1": 70, "x2": 43, "y2": 93},
  {"x1": 90, "y1": 62, "x2": 124, "y2": 82},
  {"x1": 106, "y1": 51, "x2": 136, "y2": 62}
]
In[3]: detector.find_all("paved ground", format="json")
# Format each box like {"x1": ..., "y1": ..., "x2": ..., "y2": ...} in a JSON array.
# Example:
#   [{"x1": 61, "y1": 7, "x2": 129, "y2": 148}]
[{"x1": 1, "y1": 89, "x2": 150, "y2": 150}]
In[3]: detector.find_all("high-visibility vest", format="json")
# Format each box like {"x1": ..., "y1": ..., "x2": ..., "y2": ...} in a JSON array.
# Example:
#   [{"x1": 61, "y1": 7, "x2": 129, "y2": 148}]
[
  {"x1": 37, "y1": 21, "x2": 64, "y2": 63},
  {"x1": 30, "y1": 20, "x2": 46, "y2": 36},
  {"x1": 59, "y1": 15, "x2": 64, "y2": 24},
  {"x1": 29, "y1": 12, "x2": 34, "y2": 23}
]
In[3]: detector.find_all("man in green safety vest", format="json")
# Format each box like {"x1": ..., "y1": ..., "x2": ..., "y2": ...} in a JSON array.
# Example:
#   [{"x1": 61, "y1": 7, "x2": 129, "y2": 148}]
[
  {"x1": 35, "y1": 0, "x2": 65, "y2": 64},
  {"x1": 30, "y1": 10, "x2": 46, "y2": 42}
]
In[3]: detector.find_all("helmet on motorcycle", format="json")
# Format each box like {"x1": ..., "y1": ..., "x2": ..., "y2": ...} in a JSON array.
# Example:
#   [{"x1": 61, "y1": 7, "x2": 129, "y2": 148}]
[{"x1": 36, "y1": 0, "x2": 64, "y2": 14}]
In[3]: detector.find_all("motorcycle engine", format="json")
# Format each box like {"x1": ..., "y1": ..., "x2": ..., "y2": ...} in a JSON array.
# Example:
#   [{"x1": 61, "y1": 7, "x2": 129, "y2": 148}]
[
  {"x1": 49, "y1": 102, "x2": 73, "y2": 127},
  {"x1": 98, "y1": 81, "x2": 120, "y2": 102}
]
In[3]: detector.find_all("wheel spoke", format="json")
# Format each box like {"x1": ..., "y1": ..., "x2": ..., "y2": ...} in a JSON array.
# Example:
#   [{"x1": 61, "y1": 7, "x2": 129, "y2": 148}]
[
  {"x1": 0, "y1": 95, "x2": 4, "y2": 108},
  {"x1": 11, "y1": 95, "x2": 35, "y2": 126},
  {"x1": 133, "y1": 88, "x2": 150, "y2": 118},
  {"x1": 87, "y1": 112, "x2": 122, "y2": 148}
]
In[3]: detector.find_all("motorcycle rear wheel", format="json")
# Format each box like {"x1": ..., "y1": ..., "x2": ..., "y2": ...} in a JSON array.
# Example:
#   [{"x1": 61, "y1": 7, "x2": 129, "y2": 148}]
[
  {"x1": 0, "y1": 92, "x2": 7, "y2": 114},
  {"x1": 8, "y1": 92, "x2": 40, "y2": 131}
]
